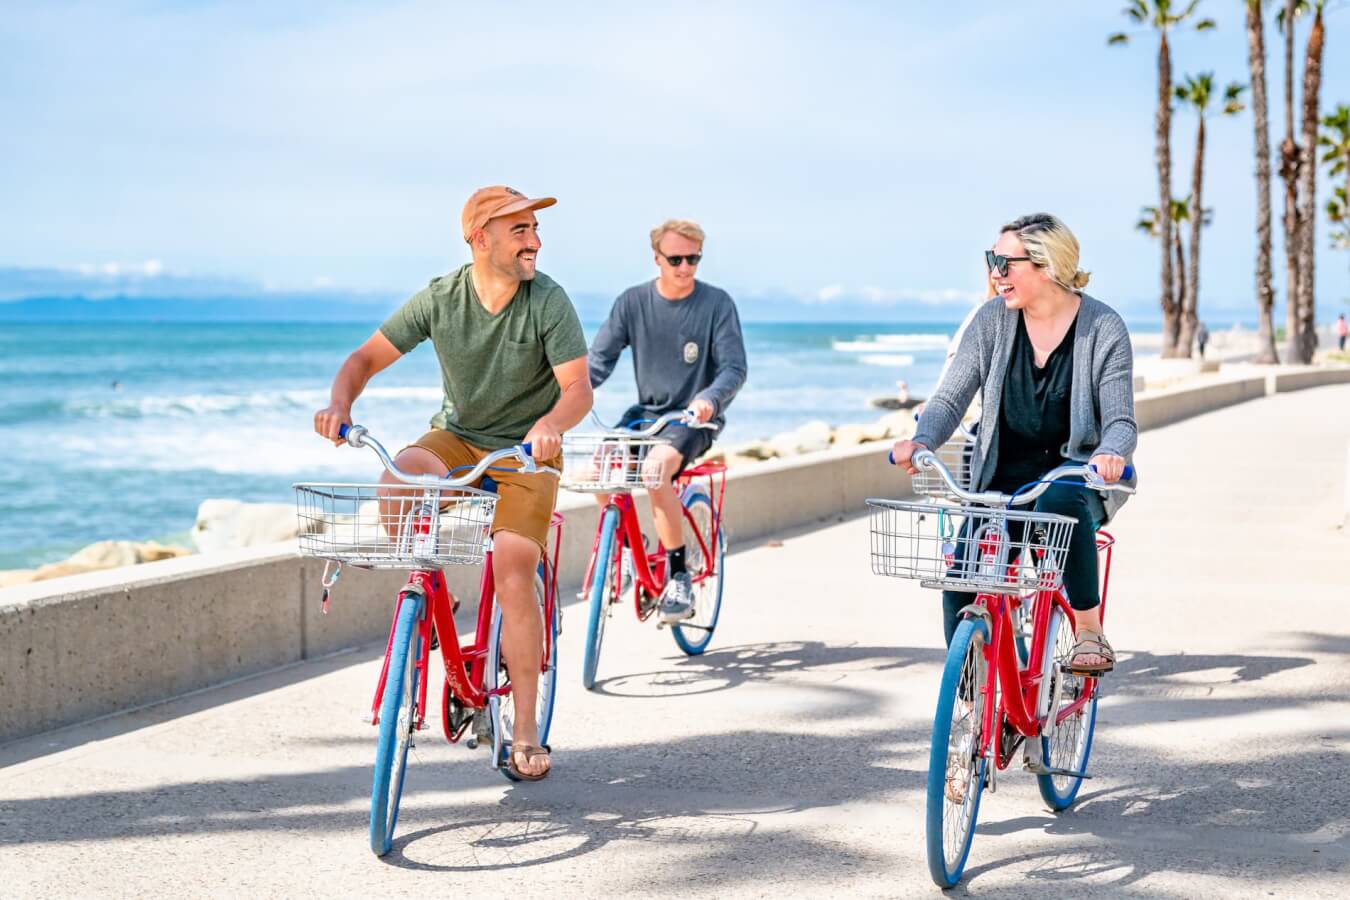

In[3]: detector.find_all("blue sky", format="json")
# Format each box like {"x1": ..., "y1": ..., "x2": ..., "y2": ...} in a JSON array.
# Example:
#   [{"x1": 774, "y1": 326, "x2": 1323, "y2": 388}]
[{"x1": 3, "y1": 1, "x2": 1349, "y2": 322}]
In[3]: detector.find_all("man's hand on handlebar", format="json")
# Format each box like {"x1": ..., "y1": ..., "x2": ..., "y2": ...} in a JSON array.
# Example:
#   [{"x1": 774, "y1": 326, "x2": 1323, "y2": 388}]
[
  {"x1": 314, "y1": 403, "x2": 353, "y2": 445},
  {"x1": 687, "y1": 398, "x2": 715, "y2": 424}
]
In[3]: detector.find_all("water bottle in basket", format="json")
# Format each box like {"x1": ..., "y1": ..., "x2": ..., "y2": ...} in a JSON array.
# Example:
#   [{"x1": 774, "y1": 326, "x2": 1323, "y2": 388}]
[{"x1": 410, "y1": 502, "x2": 437, "y2": 558}]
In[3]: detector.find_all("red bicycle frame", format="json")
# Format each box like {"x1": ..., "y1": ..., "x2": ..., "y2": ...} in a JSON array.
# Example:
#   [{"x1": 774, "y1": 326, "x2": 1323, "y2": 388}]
[
  {"x1": 579, "y1": 460, "x2": 727, "y2": 619},
  {"x1": 368, "y1": 512, "x2": 563, "y2": 742},
  {"x1": 970, "y1": 530, "x2": 1115, "y2": 768}
]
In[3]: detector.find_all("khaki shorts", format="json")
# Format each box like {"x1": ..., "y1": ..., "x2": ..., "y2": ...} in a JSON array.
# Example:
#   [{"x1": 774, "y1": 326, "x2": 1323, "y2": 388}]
[{"x1": 407, "y1": 429, "x2": 562, "y2": 552}]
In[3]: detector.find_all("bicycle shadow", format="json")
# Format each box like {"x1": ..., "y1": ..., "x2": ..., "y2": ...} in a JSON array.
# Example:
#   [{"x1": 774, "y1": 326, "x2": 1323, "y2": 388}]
[
  {"x1": 592, "y1": 640, "x2": 945, "y2": 701},
  {"x1": 380, "y1": 723, "x2": 925, "y2": 875}
]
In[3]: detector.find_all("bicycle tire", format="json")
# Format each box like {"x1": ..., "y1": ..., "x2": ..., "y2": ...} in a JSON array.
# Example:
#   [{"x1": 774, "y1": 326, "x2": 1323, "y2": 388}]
[
  {"x1": 369, "y1": 590, "x2": 423, "y2": 857},
  {"x1": 925, "y1": 617, "x2": 989, "y2": 888},
  {"x1": 489, "y1": 563, "x2": 557, "y2": 781},
  {"x1": 582, "y1": 506, "x2": 620, "y2": 690},
  {"x1": 671, "y1": 488, "x2": 725, "y2": 656},
  {"x1": 1036, "y1": 605, "x2": 1098, "y2": 810}
]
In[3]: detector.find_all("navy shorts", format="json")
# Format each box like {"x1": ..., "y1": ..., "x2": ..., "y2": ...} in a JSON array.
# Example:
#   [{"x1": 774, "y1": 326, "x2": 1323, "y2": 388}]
[{"x1": 617, "y1": 404, "x2": 718, "y2": 478}]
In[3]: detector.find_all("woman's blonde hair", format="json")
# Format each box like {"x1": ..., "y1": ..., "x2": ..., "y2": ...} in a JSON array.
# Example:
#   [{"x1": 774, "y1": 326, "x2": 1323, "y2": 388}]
[
  {"x1": 650, "y1": 219, "x2": 706, "y2": 250},
  {"x1": 1001, "y1": 213, "x2": 1090, "y2": 291}
]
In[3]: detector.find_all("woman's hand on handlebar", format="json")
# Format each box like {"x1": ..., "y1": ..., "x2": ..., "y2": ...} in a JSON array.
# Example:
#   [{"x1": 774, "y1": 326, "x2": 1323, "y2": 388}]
[
  {"x1": 1089, "y1": 453, "x2": 1126, "y2": 483},
  {"x1": 314, "y1": 403, "x2": 353, "y2": 445},
  {"x1": 890, "y1": 439, "x2": 928, "y2": 476}
]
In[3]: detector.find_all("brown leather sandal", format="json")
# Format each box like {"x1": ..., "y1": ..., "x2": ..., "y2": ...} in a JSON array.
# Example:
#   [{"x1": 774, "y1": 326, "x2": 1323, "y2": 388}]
[{"x1": 1065, "y1": 632, "x2": 1115, "y2": 675}]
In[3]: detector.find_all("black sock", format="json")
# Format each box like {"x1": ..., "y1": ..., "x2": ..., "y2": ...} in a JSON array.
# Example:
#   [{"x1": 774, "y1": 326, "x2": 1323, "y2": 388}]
[{"x1": 667, "y1": 545, "x2": 687, "y2": 577}]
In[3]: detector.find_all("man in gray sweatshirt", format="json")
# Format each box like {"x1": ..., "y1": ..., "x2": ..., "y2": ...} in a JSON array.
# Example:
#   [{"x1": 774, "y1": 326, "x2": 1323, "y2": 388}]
[{"x1": 588, "y1": 218, "x2": 748, "y2": 621}]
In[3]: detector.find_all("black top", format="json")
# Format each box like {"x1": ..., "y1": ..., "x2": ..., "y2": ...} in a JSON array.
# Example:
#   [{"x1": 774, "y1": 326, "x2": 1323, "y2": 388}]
[{"x1": 989, "y1": 311, "x2": 1077, "y2": 494}]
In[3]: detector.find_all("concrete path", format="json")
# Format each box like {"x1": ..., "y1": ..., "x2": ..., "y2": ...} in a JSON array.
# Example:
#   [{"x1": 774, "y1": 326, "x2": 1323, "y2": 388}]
[{"x1": 2, "y1": 385, "x2": 1348, "y2": 898}]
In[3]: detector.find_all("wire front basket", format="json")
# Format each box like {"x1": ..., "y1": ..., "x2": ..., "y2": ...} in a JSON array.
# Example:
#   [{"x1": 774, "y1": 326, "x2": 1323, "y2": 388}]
[
  {"x1": 867, "y1": 499, "x2": 1076, "y2": 593},
  {"x1": 912, "y1": 437, "x2": 974, "y2": 499},
  {"x1": 294, "y1": 482, "x2": 497, "y2": 569},
  {"x1": 560, "y1": 433, "x2": 671, "y2": 493}
]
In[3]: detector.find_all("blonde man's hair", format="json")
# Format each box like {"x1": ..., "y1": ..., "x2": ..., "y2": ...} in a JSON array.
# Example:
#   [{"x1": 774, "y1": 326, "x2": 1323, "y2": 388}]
[
  {"x1": 1001, "y1": 213, "x2": 1090, "y2": 291},
  {"x1": 650, "y1": 219, "x2": 706, "y2": 251}
]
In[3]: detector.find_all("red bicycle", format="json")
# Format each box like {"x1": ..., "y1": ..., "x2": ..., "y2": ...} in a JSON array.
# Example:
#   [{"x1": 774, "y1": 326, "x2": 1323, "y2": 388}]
[
  {"x1": 561, "y1": 411, "x2": 727, "y2": 689},
  {"x1": 294, "y1": 424, "x2": 563, "y2": 857},
  {"x1": 869, "y1": 448, "x2": 1133, "y2": 887}
]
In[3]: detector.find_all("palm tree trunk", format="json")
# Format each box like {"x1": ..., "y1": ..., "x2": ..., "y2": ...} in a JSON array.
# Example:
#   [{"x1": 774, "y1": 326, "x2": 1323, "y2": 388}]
[
  {"x1": 1294, "y1": 7, "x2": 1324, "y2": 364},
  {"x1": 1174, "y1": 229, "x2": 1187, "y2": 331},
  {"x1": 1247, "y1": 0, "x2": 1280, "y2": 364},
  {"x1": 1158, "y1": 32, "x2": 1179, "y2": 357},
  {"x1": 1280, "y1": 0, "x2": 1300, "y2": 360},
  {"x1": 1179, "y1": 116, "x2": 1205, "y2": 358}
]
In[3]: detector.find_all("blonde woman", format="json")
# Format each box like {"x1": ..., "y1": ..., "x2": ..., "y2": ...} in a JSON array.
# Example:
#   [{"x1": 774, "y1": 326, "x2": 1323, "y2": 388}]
[{"x1": 892, "y1": 213, "x2": 1136, "y2": 673}]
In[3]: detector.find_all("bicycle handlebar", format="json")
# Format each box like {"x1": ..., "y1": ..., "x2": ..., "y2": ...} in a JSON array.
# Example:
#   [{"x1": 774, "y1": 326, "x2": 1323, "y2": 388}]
[
  {"x1": 901, "y1": 447, "x2": 1135, "y2": 507},
  {"x1": 588, "y1": 408, "x2": 721, "y2": 437},
  {"x1": 338, "y1": 423, "x2": 560, "y2": 485}
]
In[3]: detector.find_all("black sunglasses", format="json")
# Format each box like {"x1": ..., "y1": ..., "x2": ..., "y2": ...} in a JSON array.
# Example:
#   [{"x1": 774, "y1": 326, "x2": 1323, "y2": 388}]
[
  {"x1": 985, "y1": 250, "x2": 1033, "y2": 277},
  {"x1": 659, "y1": 252, "x2": 702, "y2": 267}
]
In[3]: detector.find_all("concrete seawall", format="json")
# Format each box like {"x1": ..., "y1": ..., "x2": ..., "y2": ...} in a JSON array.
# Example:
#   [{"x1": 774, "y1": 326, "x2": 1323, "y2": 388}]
[{"x1": 4, "y1": 366, "x2": 1350, "y2": 743}]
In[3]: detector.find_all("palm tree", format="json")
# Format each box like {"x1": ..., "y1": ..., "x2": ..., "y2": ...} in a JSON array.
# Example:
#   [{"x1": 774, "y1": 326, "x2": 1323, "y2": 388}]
[
  {"x1": 1292, "y1": 0, "x2": 1325, "y2": 363},
  {"x1": 1137, "y1": 198, "x2": 1210, "y2": 315},
  {"x1": 1174, "y1": 74, "x2": 1247, "y2": 356},
  {"x1": 1276, "y1": 0, "x2": 1311, "y2": 360},
  {"x1": 1245, "y1": 0, "x2": 1280, "y2": 364},
  {"x1": 1330, "y1": 185, "x2": 1350, "y2": 252},
  {"x1": 1110, "y1": 1, "x2": 1216, "y2": 358},
  {"x1": 1320, "y1": 105, "x2": 1350, "y2": 261}
]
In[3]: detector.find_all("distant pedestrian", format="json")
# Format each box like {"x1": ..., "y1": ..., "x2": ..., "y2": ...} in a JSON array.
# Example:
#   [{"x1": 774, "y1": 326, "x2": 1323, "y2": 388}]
[
  {"x1": 1337, "y1": 314, "x2": 1347, "y2": 352},
  {"x1": 1196, "y1": 321, "x2": 1209, "y2": 359}
]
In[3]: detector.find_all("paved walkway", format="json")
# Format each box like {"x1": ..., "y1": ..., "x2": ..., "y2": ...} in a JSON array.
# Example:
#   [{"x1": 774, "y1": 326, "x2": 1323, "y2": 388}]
[{"x1": 2, "y1": 386, "x2": 1348, "y2": 898}]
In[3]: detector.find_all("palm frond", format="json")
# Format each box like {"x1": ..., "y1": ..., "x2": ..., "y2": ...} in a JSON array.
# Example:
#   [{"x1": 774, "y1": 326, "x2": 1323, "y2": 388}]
[
  {"x1": 1195, "y1": 17, "x2": 1218, "y2": 30},
  {"x1": 1108, "y1": 31, "x2": 1132, "y2": 45}
]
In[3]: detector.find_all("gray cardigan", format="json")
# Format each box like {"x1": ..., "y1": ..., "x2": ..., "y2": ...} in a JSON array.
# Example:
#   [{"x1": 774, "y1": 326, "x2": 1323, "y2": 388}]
[{"x1": 913, "y1": 293, "x2": 1138, "y2": 521}]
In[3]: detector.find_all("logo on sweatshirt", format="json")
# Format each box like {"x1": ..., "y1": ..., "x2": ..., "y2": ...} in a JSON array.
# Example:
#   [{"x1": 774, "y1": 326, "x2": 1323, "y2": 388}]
[{"x1": 683, "y1": 341, "x2": 699, "y2": 364}]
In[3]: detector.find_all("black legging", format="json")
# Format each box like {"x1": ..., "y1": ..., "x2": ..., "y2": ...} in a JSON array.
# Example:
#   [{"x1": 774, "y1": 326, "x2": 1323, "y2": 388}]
[{"x1": 942, "y1": 479, "x2": 1105, "y2": 646}]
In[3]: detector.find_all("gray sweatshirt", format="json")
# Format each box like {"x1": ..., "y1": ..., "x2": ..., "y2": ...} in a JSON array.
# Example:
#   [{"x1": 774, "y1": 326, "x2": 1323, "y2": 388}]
[
  {"x1": 914, "y1": 293, "x2": 1137, "y2": 521},
  {"x1": 588, "y1": 280, "x2": 748, "y2": 425}
]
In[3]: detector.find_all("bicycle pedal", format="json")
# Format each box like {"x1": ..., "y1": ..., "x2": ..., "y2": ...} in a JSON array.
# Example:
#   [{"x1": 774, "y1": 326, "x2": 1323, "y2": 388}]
[{"x1": 1060, "y1": 664, "x2": 1112, "y2": 677}]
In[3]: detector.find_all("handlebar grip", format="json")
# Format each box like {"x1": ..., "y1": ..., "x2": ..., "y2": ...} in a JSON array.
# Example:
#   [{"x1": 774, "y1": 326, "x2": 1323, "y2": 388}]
[
  {"x1": 1089, "y1": 463, "x2": 1135, "y2": 480},
  {"x1": 338, "y1": 423, "x2": 350, "y2": 439},
  {"x1": 888, "y1": 450, "x2": 895, "y2": 465},
  {"x1": 521, "y1": 441, "x2": 533, "y2": 458}
]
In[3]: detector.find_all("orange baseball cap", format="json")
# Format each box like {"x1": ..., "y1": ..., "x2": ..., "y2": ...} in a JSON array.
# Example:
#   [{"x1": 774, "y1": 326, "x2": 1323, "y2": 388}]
[{"x1": 461, "y1": 185, "x2": 557, "y2": 241}]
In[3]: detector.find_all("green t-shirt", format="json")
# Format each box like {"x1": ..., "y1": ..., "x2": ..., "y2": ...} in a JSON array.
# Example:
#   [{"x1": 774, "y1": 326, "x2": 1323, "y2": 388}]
[{"x1": 379, "y1": 265, "x2": 589, "y2": 449}]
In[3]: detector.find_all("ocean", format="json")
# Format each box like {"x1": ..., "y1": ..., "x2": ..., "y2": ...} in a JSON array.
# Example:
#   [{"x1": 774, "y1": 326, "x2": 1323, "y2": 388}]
[{"x1": 0, "y1": 320, "x2": 960, "y2": 569}]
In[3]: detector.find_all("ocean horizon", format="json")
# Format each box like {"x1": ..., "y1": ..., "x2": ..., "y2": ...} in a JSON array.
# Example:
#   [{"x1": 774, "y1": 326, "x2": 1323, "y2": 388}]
[{"x1": 1, "y1": 318, "x2": 993, "y2": 570}]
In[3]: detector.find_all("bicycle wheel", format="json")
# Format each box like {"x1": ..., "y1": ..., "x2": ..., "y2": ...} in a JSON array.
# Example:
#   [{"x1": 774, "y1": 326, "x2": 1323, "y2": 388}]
[
  {"x1": 1036, "y1": 605, "x2": 1098, "y2": 810},
  {"x1": 925, "y1": 617, "x2": 989, "y2": 888},
  {"x1": 370, "y1": 590, "x2": 423, "y2": 857},
  {"x1": 582, "y1": 506, "x2": 620, "y2": 690},
  {"x1": 671, "y1": 488, "x2": 725, "y2": 656},
  {"x1": 489, "y1": 564, "x2": 558, "y2": 781}
]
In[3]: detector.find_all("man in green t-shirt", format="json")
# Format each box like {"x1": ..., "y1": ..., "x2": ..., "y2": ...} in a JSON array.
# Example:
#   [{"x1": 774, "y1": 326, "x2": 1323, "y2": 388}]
[{"x1": 314, "y1": 185, "x2": 592, "y2": 780}]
